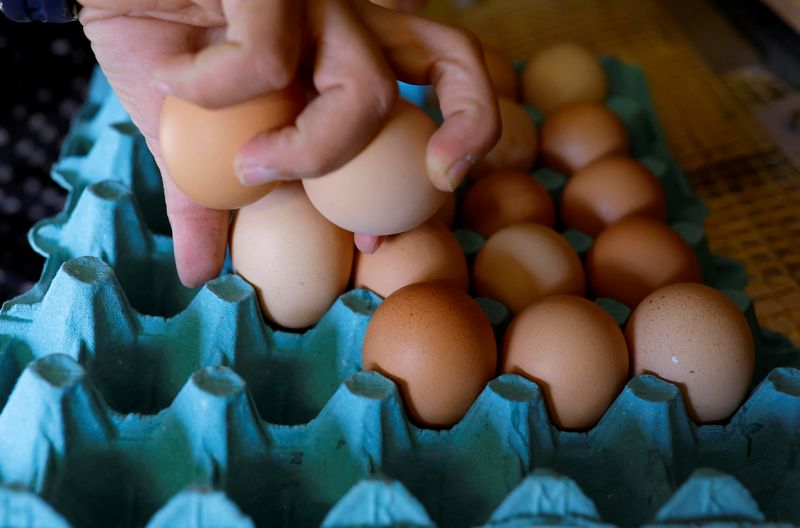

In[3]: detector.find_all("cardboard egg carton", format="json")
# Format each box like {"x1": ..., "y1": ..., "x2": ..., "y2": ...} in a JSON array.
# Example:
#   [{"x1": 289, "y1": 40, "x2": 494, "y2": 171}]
[{"x1": 0, "y1": 59, "x2": 797, "y2": 526}]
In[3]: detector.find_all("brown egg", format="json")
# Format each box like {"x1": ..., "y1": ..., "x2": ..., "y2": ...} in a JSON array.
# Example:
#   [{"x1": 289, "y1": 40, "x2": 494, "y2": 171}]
[
  {"x1": 473, "y1": 223, "x2": 585, "y2": 313},
  {"x1": 522, "y1": 42, "x2": 608, "y2": 115},
  {"x1": 627, "y1": 283, "x2": 755, "y2": 423},
  {"x1": 433, "y1": 192, "x2": 457, "y2": 228},
  {"x1": 303, "y1": 100, "x2": 446, "y2": 236},
  {"x1": 353, "y1": 219, "x2": 469, "y2": 298},
  {"x1": 561, "y1": 155, "x2": 667, "y2": 236},
  {"x1": 362, "y1": 283, "x2": 497, "y2": 428},
  {"x1": 539, "y1": 102, "x2": 630, "y2": 175},
  {"x1": 159, "y1": 86, "x2": 304, "y2": 210},
  {"x1": 461, "y1": 169, "x2": 555, "y2": 237},
  {"x1": 502, "y1": 295, "x2": 628, "y2": 430},
  {"x1": 586, "y1": 216, "x2": 701, "y2": 308},
  {"x1": 231, "y1": 182, "x2": 353, "y2": 329},
  {"x1": 483, "y1": 46, "x2": 519, "y2": 100},
  {"x1": 473, "y1": 97, "x2": 538, "y2": 176}
]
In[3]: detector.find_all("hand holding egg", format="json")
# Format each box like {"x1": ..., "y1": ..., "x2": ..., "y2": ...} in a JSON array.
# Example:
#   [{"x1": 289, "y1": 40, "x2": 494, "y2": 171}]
[{"x1": 84, "y1": 0, "x2": 499, "y2": 287}]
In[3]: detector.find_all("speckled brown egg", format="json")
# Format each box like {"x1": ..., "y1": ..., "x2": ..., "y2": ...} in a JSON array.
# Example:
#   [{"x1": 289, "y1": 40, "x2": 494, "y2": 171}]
[
  {"x1": 353, "y1": 219, "x2": 469, "y2": 298},
  {"x1": 473, "y1": 97, "x2": 538, "y2": 176},
  {"x1": 502, "y1": 295, "x2": 629, "y2": 430},
  {"x1": 483, "y1": 45, "x2": 520, "y2": 100},
  {"x1": 561, "y1": 155, "x2": 667, "y2": 236},
  {"x1": 160, "y1": 85, "x2": 304, "y2": 210},
  {"x1": 539, "y1": 102, "x2": 630, "y2": 175},
  {"x1": 362, "y1": 283, "x2": 497, "y2": 428},
  {"x1": 473, "y1": 223, "x2": 585, "y2": 313},
  {"x1": 231, "y1": 182, "x2": 353, "y2": 329},
  {"x1": 522, "y1": 42, "x2": 608, "y2": 115},
  {"x1": 586, "y1": 216, "x2": 701, "y2": 308},
  {"x1": 626, "y1": 283, "x2": 755, "y2": 423},
  {"x1": 460, "y1": 169, "x2": 556, "y2": 237}
]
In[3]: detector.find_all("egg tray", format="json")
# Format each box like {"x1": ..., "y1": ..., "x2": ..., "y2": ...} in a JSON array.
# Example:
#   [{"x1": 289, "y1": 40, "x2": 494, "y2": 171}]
[{"x1": 0, "y1": 58, "x2": 798, "y2": 528}]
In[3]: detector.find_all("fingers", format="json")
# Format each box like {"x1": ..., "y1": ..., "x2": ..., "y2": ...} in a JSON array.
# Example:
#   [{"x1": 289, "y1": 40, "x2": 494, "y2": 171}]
[
  {"x1": 358, "y1": 4, "x2": 500, "y2": 191},
  {"x1": 234, "y1": 0, "x2": 397, "y2": 183},
  {"x1": 150, "y1": 0, "x2": 303, "y2": 108},
  {"x1": 354, "y1": 233, "x2": 385, "y2": 253},
  {"x1": 160, "y1": 169, "x2": 230, "y2": 287},
  {"x1": 82, "y1": 16, "x2": 228, "y2": 286}
]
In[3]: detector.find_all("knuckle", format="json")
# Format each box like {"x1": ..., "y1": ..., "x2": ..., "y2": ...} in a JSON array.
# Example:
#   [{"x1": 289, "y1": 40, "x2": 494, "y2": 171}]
[
  {"x1": 185, "y1": 82, "x2": 221, "y2": 109},
  {"x1": 449, "y1": 27, "x2": 483, "y2": 60},
  {"x1": 252, "y1": 53, "x2": 295, "y2": 90},
  {"x1": 300, "y1": 153, "x2": 335, "y2": 177},
  {"x1": 370, "y1": 75, "x2": 398, "y2": 115}
]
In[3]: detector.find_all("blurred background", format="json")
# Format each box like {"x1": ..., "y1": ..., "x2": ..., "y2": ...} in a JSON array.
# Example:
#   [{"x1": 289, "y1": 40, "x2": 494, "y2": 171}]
[{"x1": 1, "y1": 0, "x2": 799, "y2": 341}]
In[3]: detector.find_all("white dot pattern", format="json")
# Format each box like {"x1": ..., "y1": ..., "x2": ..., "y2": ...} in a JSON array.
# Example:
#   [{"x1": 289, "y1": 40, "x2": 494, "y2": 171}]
[{"x1": 0, "y1": 16, "x2": 94, "y2": 300}]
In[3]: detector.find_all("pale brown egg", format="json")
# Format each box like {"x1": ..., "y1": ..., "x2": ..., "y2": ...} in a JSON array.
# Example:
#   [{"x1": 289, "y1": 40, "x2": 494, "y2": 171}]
[
  {"x1": 230, "y1": 182, "x2": 353, "y2": 329},
  {"x1": 473, "y1": 223, "x2": 585, "y2": 313},
  {"x1": 303, "y1": 100, "x2": 446, "y2": 236},
  {"x1": 353, "y1": 219, "x2": 469, "y2": 298},
  {"x1": 522, "y1": 42, "x2": 608, "y2": 115},
  {"x1": 362, "y1": 283, "x2": 497, "y2": 428},
  {"x1": 483, "y1": 46, "x2": 520, "y2": 100},
  {"x1": 561, "y1": 155, "x2": 667, "y2": 236},
  {"x1": 460, "y1": 169, "x2": 555, "y2": 237},
  {"x1": 586, "y1": 216, "x2": 701, "y2": 308},
  {"x1": 159, "y1": 86, "x2": 304, "y2": 210},
  {"x1": 502, "y1": 295, "x2": 628, "y2": 430},
  {"x1": 473, "y1": 97, "x2": 538, "y2": 176},
  {"x1": 626, "y1": 283, "x2": 755, "y2": 423},
  {"x1": 539, "y1": 102, "x2": 630, "y2": 175}
]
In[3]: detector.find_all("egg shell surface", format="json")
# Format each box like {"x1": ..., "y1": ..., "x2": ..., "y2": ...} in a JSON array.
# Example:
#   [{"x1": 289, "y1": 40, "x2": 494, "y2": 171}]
[
  {"x1": 483, "y1": 46, "x2": 520, "y2": 100},
  {"x1": 473, "y1": 222, "x2": 586, "y2": 313},
  {"x1": 522, "y1": 42, "x2": 608, "y2": 115},
  {"x1": 362, "y1": 283, "x2": 497, "y2": 428},
  {"x1": 303, "y1": 100, "x2": 446, "y2": 236},
  {"x1": 561, "y1": 155, "x2": 667, "y2": 236},
  {"x1": 473, "y1": 97, "x2": 538, "y2": 176},
  {"x1": 586, "y1": 216, "x2": 701, "y2": 308},
  {"x1": 461, "y1": 169, "x2": 556, "y2": 237},
  {"x1": 626, "y1": 282, "x2": 755, "y2": 423},
  {"x1": 433, "y1": 192, "x2": 457, "y2": 227},
  {"x1": 159, "y1": 87, "x2": 304, "y2": 210},
  {"x1": 539, "y1": 101, "x2": 630, "y2": 175},
  {"x1": 502, "y1": 294, "x2": 629, "y2": 430},
  {"x1": 353, "y1": 219, "x2": 469, "y2": 298},
  {"x1": 230, "y1": 182, "x2": 354, "y2": 329}
]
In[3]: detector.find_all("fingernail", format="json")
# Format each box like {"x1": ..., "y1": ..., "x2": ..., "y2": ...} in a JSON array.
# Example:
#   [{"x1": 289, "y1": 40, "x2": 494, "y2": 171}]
[
  {"x1": 356, "y1": 235, "x2": 384, "y2": 254},
  {"x1": 237, "y1": 164, "x2": 286, "y2": 186},
  {"x1": 444, "y1": 155, "x2": 476, "y2": 191},
  {"x1": 149, "y1": 79, "x2": 173, "y2": 96}
]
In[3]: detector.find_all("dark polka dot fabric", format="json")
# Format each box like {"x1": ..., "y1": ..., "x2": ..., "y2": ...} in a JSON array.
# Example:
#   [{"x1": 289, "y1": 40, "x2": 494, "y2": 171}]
[{"x1": 0, "y1": 16, "x2": 94, "y2": 302}]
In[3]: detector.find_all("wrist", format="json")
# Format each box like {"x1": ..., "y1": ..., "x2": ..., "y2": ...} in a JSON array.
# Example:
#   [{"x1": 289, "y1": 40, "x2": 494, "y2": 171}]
[{"x1": 1, "y1": 0, "x2": 79, "y2": 22}]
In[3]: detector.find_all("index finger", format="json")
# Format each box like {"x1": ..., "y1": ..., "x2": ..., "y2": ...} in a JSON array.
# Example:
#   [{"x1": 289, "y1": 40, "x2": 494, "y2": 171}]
[{"x1": 357, "y1": 3, "x2": 500, "y2": 191}]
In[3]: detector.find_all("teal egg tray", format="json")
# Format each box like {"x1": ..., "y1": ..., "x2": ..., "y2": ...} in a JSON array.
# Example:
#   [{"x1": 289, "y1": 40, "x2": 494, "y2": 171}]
[{"x1": 0, "y1": 58, "x2": 798, "y2": 527}]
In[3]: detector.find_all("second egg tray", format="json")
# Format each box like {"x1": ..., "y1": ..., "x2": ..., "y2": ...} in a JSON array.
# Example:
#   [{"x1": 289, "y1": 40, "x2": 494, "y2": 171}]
[{"x1": 0, "y1": 58, "x2": 797, "y2": 527}]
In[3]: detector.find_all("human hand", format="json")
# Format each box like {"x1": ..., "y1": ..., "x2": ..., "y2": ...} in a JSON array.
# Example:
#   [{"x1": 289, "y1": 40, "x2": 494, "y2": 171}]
[{"x1": 79, "y1": 0, "x2": 499, "y2": 288}]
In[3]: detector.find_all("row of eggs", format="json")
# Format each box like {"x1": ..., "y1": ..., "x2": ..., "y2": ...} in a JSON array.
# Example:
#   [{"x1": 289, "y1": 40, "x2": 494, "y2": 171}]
[
  {"x1": 157, "y1": 41, "x2": 755, "y2": 432},
  {"x1": 364, "y1": 281, "x2": 754, "y2": 430}
]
